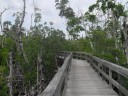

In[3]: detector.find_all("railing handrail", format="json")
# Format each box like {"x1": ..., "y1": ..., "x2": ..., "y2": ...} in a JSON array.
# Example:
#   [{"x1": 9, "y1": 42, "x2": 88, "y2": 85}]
[
  {"x1": 92, "y1": 56, "x2": 128, "y2": 78},
  {"x1": 73, "y1": 52, "x2": 128, "y2": 78},
  {"x1": 38, "y1": 51, "x2": 128, "y2": 96},
  {"x1": 73, "y1": 52, "x2": 128, "y2": 96},
  {"x1": 38, "y1": 52, "x2": 72, "y2": 96}
]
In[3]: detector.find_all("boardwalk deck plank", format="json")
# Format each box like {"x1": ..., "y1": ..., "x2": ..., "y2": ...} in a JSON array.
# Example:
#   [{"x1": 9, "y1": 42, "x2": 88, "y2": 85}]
[{"x1": 64, "y1": 59, "x2": 118, "y2": 96}]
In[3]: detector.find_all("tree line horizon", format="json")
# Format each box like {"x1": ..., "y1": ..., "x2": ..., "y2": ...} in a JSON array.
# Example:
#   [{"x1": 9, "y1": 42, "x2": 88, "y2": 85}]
[{"x1": 0, "y1": 0, "x2": 128, "y2": 95}]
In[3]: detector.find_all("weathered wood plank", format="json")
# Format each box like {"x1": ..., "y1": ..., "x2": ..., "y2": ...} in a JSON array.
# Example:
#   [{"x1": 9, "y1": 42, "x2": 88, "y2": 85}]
[
  {"x1": 72, "y1": 52, "x2": 128, "y2": 96},
  {"x1": 38, "y1": 53, "x2": 72, "y2": 96},
  {"x1": 39, "y1": 51, "x2": 128, "y2": 96},
  {"x1": 92, "y1": 62, "x2": 128, "y2": 96},
  {"x1": 64, "y1": 59, "x2": 118, "y2": 96},
  {"x1": 92, "y1": 56, "x2": 128, "y2": 78}
]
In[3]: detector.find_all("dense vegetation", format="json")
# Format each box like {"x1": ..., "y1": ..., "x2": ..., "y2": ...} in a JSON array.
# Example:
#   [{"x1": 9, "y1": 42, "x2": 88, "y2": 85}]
[
  {"x1": 55, "y1": 0, "x2": 128, "y2": 66},
  {"x1": 0, "y1": 0, "x2": 128, "y2": 95}
]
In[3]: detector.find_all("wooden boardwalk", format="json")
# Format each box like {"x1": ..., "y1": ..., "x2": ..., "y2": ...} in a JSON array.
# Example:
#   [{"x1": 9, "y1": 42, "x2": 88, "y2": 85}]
[{"x1": 64, "y1": 59, "x2": 118, "y2": 96}]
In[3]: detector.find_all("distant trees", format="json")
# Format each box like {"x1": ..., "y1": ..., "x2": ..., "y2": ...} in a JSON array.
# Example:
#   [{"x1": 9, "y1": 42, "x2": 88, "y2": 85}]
[
  {"x1": 0, "y1": 0, "x2": 73, "y2": 96},
  {"x1": 0, "y1": 0, "x2": 128, "y2": 95},
  {"x1": 55, "y1": 0, "x2": 128, "y2": 66},
  {"x1": 0, "y1": 7, "x2": 10, "y2": 32},
  {"x1": 87, "y1": 0, "x2": 128, "y2": 65},
  {"x1": 55, "y1": 0, "x2": 84, "y2": 40}
]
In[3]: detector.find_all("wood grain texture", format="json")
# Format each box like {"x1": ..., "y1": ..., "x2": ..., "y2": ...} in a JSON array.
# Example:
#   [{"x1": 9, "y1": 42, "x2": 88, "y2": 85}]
[
  {"x1": 64, "y1": 59, "x2": 118, "y2": 96},
  {"x1": 38, "y1": 53, "x2": 72, "y2": 96}
]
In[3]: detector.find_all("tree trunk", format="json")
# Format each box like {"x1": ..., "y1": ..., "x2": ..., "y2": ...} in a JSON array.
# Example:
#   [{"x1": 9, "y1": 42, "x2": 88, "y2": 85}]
[
  {"x1": 125, "y1": 46, "x2": 128, "y2": 65},
  {"x1": 8, "y1": 51, "x2": 13, "y2": 96},
  {"x1": 17, "y1": 0, "x2": 29, "y2": 63},
  {"x1": 123, "y1": 17, "x2": 128, "y2": 65}
]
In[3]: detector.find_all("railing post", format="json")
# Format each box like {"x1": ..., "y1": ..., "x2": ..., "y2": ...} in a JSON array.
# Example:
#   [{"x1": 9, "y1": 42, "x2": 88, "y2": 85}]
[
  {"x1": 98, "y1": 60, "x2": 101, "y2": 76},
  {"x1": 118, "y1": 74, "x2": 123, "y2": 96},
  {"x1": 100, "y1": 64, "x2": 104, "y2": 80},
  {"x1": 91, "y1": 58, "x2": 94, "y2": 69},
  {"x1": 109, "y1": 69, "x2": 112, "y2": 87},
  {"x1": 84, "y1": 54, "x2": 86, "y2": 60},
  {"x1": 77, "y1": 53, "x2": 78, "y2": 59}
]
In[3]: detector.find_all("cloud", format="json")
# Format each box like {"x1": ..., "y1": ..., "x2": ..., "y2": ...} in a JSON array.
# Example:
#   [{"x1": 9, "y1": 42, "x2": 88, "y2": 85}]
[
  {"x1": 11, "y1": 0, "x2": 23, "y2": 9},
  {"x1": 69, "y1": 0, "x2": 96, "y2": 15},
  {"x1": 0, "y1": 0, "x2": 97, "y2": 32}
]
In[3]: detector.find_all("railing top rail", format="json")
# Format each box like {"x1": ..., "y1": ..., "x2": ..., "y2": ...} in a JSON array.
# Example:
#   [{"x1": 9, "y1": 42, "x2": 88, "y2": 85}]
[
  {"x1": 92, "y1": 56, "x2": 128, "y2": 78},
  {"x1": 72, "y1": 51, "x2": 128, "y2": 96},
  {"x1": 72, "y1": 52, "x2": 128, "y2": 78},
  {"x1": 38, "y1": 53, "x2": 72, "y2": 96}
]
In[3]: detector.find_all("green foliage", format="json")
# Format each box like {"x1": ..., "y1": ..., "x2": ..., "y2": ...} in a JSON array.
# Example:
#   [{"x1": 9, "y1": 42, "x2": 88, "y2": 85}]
[
  {"x1": 89, "y1": 4, "x2": 98, "y2": 12},
  {"x1": 67, "y1": 17, "x2": 81, "y2": 27},
  {"x1": 85, "y1": 12, "x2": 96, "y2": 22},
  {"x1": 107, "y1": 1, "x2": 116, "y2": 9},
  {"x1": 55, "y1": 0, "x2": 74, "y2": 18},
  {"x1": 76, "y1": 38, "x2": 93, "y2": 53},
  {"x1": 91, "y1": 29, "x2": 107, "y2": 53},
  {"x1": 34, "y1": 13, "x2": 42, "y2": 23},
  {"x1": 89, "y1": 29, "x2": 126, "y2": 65},
  {"x1": 113, "y1": 4, "x2": 125, "y2": 18},
  {"x1": 0, "y1": 22, "x2": 73, "y2": 95},
  {"x1": 0, "y1": 66, "x2": 9, "y2": 96},
  {"x1": 0, "y1": 0, "x2": 128, "y2": 95}
]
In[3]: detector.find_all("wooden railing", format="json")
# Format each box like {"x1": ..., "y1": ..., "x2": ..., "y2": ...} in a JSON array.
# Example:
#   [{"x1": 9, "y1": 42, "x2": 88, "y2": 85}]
[
  {"x1": 73, "y1": 52, "x2": 128, "y2": 96},
  {"x1": 38, "y1": 51, "x2": 128, "y2": 96},
  {"x1": 38, "y1": 52, "x2": 72, "y2": 96}
]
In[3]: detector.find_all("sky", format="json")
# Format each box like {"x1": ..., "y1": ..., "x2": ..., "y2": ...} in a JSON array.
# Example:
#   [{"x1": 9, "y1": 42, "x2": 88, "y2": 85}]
[
  {"x1": 0, "y1": 0, "x2": 127, "y2": 34},
  {"x1": 0, "y1": 0, "x2": 97, "y2": 33}
]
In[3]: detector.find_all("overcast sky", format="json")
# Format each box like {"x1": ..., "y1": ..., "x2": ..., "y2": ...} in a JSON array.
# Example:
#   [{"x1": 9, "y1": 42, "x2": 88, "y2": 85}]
[
  {"x1": 0, "y1": 0, "x2": 127, "y2": 34},
  {"x1": 0, "y1": 0, "x2": 97, "y2": 32}
]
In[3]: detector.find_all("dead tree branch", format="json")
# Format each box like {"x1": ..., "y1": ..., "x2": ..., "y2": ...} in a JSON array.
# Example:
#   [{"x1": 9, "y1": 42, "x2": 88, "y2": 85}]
[{"x1": 0, "y1": 7, "x2": 10, "y2": 32}]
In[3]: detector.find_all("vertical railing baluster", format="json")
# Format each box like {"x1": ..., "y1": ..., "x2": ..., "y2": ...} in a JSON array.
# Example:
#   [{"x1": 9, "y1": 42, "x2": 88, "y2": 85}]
[
  {"x1": 109, "y1": 69, "x2": 112, "y2": 87},
  {"x1": 98, "y1": 60, "x2": 101, "y2": 76}
]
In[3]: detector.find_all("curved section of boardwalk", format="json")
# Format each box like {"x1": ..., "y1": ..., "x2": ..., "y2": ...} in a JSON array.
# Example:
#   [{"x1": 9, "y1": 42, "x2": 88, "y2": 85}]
[{"x1": 64, "y1": 59, "x2": 118, "y2": 96}]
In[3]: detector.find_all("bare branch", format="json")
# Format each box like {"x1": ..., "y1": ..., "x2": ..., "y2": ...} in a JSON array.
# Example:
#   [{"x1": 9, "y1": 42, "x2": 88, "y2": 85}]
[
  {"x1": 0, "y1": 8, "x2": 10, "y2": 16},
  {"x1": 0, "y1": 7, "x2": 10, "y2": 31},
  {"x1": 19, "y1": 0, "x2": 26, "y2": 29}
]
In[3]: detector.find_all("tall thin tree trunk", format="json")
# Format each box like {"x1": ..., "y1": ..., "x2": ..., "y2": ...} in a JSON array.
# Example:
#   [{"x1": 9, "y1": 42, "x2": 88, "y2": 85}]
[
  {"x1": 17, "y1": 0, "x2": 29, "y2": 63},
  {"x1": 125, "y1": 46, "x2": 128, "y2": 65},
  {"x1": 8, "y1": 51, "x2": 13, "y2": 96},
  {"x1": 123, "y1": 17, "x2": 128, "y2": 65}
]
